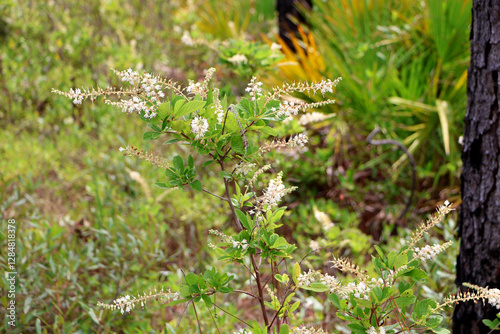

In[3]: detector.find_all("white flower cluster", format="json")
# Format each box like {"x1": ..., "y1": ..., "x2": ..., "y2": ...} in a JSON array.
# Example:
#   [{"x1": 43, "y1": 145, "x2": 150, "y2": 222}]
[
  {"x1": 111, "y1": 68, "x2": 165, "y2": 119},
  {"x1": 245, "y1": 77, "x2": 263, "y2": 101},
  {"x1": 114, "y1": 295, "x2": 135, "y2": 314},
  {"x1": 311, "y1": 79, "x2": 337, "y2": 96},
  {"x1": 288, "y1": 133, "x2": 309, "y2": 148},
  {"x1": 261, "y1": 172, "x2": 296, "y2": 209},
  {"x1": 232, "y1": 238, "x2": 249, "y2": 250},
  {"x1": 227, "y1": 54, "x2": 248, "y2": 65},
  {"x1": 181, "y1": 30, "x2": 194, "y2": 46},
  {"x1": 212, "y1": 88, "x2": 225, "y2": 124},
  {"x1": 299, "y1": 112, "x2": 334, "y2": 125},
  {"x1": 321, "y1": 273, "x2": 341, "y2": 293},
  {"x1": 367, "y1": 326, "x2": 386, "y2": 334},
  {"x1": 486, "y1": 288, "x2": 500, "y2": 309},
  {"x1": 69, "y1": 88, "x2": 83, "y2": 105},
  {"x1": 313, "y1": 207, "x2": 334, "y2": 231},
  {"x1": 106, "y1": 96, "x2": 158, "y2": 119},
  {"x1": 140, "y1": 73, "x2": 165, "y2": 101},
  {"x1": 291, "y1": 326, "x2": 329, "y2": 334},
  {"x1": 186, "y1": 81, "x2": 203, "y2": 95},
  {"x1": 297, "y1": 269, "x2": 323, "y2": 287},
  {"x1": 309, "y1": 240, "x2": 320, "y2": 250},
  {"x1": 235, "y1": 162, "x2": 256, "y2": 176},
  {"x1": 345, "y1": 281, "x2": 371, "y2": 300},
  {"x1": 233, "y1": 329, "x2": 252, "y2": 334},
  {"x1": 270, "y1": 42, "x2": 282, "y2": 52},
  {"x1": 191, "y1": 116, "x2": 209, "y2": 140},
  {"x1": 120, "y1": 68, "x2": 140, "y2": 85},
  {"x1": 414, "y1": 241, "x2": 452, "y2": 262},
  {"x1": 276, "y1": 101, "x2": 299, "y2": 118}
]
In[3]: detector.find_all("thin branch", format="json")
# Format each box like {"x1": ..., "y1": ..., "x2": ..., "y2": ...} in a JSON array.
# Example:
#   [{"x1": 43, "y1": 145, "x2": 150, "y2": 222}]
[
  {"x1": 192, "y1": 300, "x2": 203, "y2": 334},
  {"x1": 233, "y1": 289, "x2": 259, "y2": 299},
  {"x1": 202, "y1": 188, "x2": 229, "y2": 202},
  {"x1": 214, "y1": 303, "x2": 254, "y2": 329},
  {"x1": 367, "y1": 127, "x2": 416, "y2": 232}
]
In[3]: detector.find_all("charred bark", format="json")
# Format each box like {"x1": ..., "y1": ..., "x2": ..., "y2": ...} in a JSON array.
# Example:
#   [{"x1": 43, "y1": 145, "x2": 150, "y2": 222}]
[
  {"x1": 276, "y1": 0, "x2": 312, "y2": 52},
  {"x1": 453, "y1": 1, "x2": 500, "y2": 333}
]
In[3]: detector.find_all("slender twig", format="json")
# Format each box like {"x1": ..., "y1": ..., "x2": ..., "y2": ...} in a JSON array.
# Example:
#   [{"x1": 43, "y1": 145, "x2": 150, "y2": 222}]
[
  {"x1": 205, "y1": 302, "x2": 221, "y2": 334},
  {"x1": 233, "y1": 289, "x2": 259, "y2": 299},
  {"x1": 192, "y1": 300, "x2": 203, "y2": 334},
  {"x1": 202, "y1": 188, "x2": 229, "y2": 202},
  {"x1": 367, "y1": 127, "x2": 416, "y2": 232},
  {"x1": 213, "y1": 303, "x2": 254, "y2": 328}
]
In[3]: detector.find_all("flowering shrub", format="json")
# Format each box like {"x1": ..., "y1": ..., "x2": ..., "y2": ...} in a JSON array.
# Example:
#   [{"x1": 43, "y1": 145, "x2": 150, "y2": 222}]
[{"x1": 54, "y1": 70, "x2": 499, "y2": 334}]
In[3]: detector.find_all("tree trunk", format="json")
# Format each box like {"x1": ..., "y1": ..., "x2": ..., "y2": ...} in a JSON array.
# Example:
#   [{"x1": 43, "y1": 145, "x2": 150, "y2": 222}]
[
  {"x1": 453, "y1": 1, "x2": 500, "y2": 333},
  {"x1": 276, "y1": 0, "x2": 312, "y2": 52}
]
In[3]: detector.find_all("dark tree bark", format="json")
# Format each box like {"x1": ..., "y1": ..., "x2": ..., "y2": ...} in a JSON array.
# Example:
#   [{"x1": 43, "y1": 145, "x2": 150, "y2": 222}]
[
  {"x1": 453, "y1": 1, "x2": 500, "y2": 333},
  {"x1": 276, "y1": 0, "x2": 312, "y2": 52}
]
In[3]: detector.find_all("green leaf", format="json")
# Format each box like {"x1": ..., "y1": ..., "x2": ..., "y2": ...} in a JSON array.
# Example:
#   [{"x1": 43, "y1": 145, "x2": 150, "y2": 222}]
[
  {"x1": 415, "y1": 299, "x2": 438, "y2": 319},
  {"x1": 404, "y1": 268, "x2": 428, "y2": 282},
  {"x1": 173, "y1": 99, "x2": 186, "y2": 114},
  {"x1": 270, "y1": 237, "x2": 289, "y2": 249},
  {"x1": 185, "y1": 272, "x2": 199, "y2": 285},
  {"x1": 426, "y1": 316, "x2": 443, "y2": 327},
  {"x1": 395, "y1": 295, "x2": 416, "y2": 309},
  {"x1": 235, "y1": 209, "x2": 251, "y2": 230},
  {"x1": 176, "y1": 100, "x2": 206, "y2": 118},
  {"x1": 387, "y1": 251, "x2": 397, "y2": 268},
  {"x1": 347, "y1": 323, "x2": 367, "y2": 334},
  {"x1": 374, "y1": 245, "x2": 385, "y2": 259},
  {"x1": 202, "y1": 160, "x2": 215, "y2": 167},
  {"x1": 190, "y1": 284, "x2": 200, "y2": 293},
  {"x1": 328, "y1": 293, "x2": 341, "y2": 308},
  {"x1": 163, "y1": 138, "x2": 181, "y2": 145},
  {"x1": 165, "y1": 168, "x2": 178, "y2": 179},
  {"x1": 394, "y1": 253, "x2": 408, "y2": 270},
  {"x1": 201, "y1": 294, "x2": 212, "y2": 308},
  {"x1": 292, "y1": 262, "x2": 300, "y2": 285},
  {"x1": 143, "y1": 131, "x2": 161, "y2": 141},
  {"x1": 190, "y1": 180, "x2": 202, "y2": 191},
  {"x1": 259, "y1": 126, "x2": 277, "y2": 136},
  {"x1": 231, "y1": 135, "x2": 245, "y2": 155},
  {"x1": 279, "y1": 324, "x2": 290, "y2": 334},
  {"x1": 88, "y1": 308, "x2": 100, "y2": 324},
  {"x1": 432, "y1": 328, "x2": 450, "y2": 334},
  {"x1": 179, "y1": 285, "x2": 192, "y2": 298},
  {"x1": 219, "y1": 286, "x2": 233, "y2": 293},
  {"x1": 373, "y1": 287, "x2": 383, "y2": 302},
  {"x1": 173, "y1": 155, "x2": 184, "y2": 171},
  {"x1": 302, "y1": 282, "x2": 328, "y2": 292},
  {"x1": 188, "y1": 155, "x2": 194, "y2": 168},
  {"x1": 219, "y1": 171, "x2": 233, "y2": 180}
]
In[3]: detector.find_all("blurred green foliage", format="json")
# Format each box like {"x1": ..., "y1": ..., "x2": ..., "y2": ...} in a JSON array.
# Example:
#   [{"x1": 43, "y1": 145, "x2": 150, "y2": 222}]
[{"x1": 0, "y1": 0, "x2": 464, "y2": 332}]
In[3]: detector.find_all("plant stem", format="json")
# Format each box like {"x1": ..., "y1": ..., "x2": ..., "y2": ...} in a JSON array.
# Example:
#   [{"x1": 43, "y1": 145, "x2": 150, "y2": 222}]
[
  {"x1": 202, "y1": 188, "x2": 229, "y2": 202},
  {"x1": 220, "y1": 162, "x2": 269, "y2": 329}
]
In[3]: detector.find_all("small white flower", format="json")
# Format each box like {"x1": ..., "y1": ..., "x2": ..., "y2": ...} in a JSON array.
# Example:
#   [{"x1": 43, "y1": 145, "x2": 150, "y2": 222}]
[
  {"x1": 270, "y1": 43, "x2": 282, "y2": 52},
  {"x1": 181, "y1": 31, "x2": 194, "y2": 46},
  {"x1": 227, "y1": 54, "x2": 248, "y2": 65},
  {"x1": 487, "y1": 288, "x2": 500, "y2": 309},
  {"x1": 235, "y1": 162, "x2": 256, "y2": 176},
  {"x1": 119, "y1": 147, "x2": 126, "y2": 152},
  {"x1": 191, "y1": 116, "x2": 209, "y2": 140},
  {"x1": 299, "y1": 112, "x2": 334, "y2": 125},
  {"x1": 288, "y1": 133, "x2": 308, "y2": 148},
  {"x1": 414, "y1": 241, "x2": 452, "y2": 262},
  {"x1": 246, "y1": 77, "x2": 263, "y2": 101}
]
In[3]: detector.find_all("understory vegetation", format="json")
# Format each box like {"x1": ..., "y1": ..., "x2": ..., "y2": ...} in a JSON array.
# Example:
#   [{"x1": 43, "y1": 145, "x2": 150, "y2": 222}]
[{"x1": 0, "y1": 0, "x2": 477, "y2": 333}]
